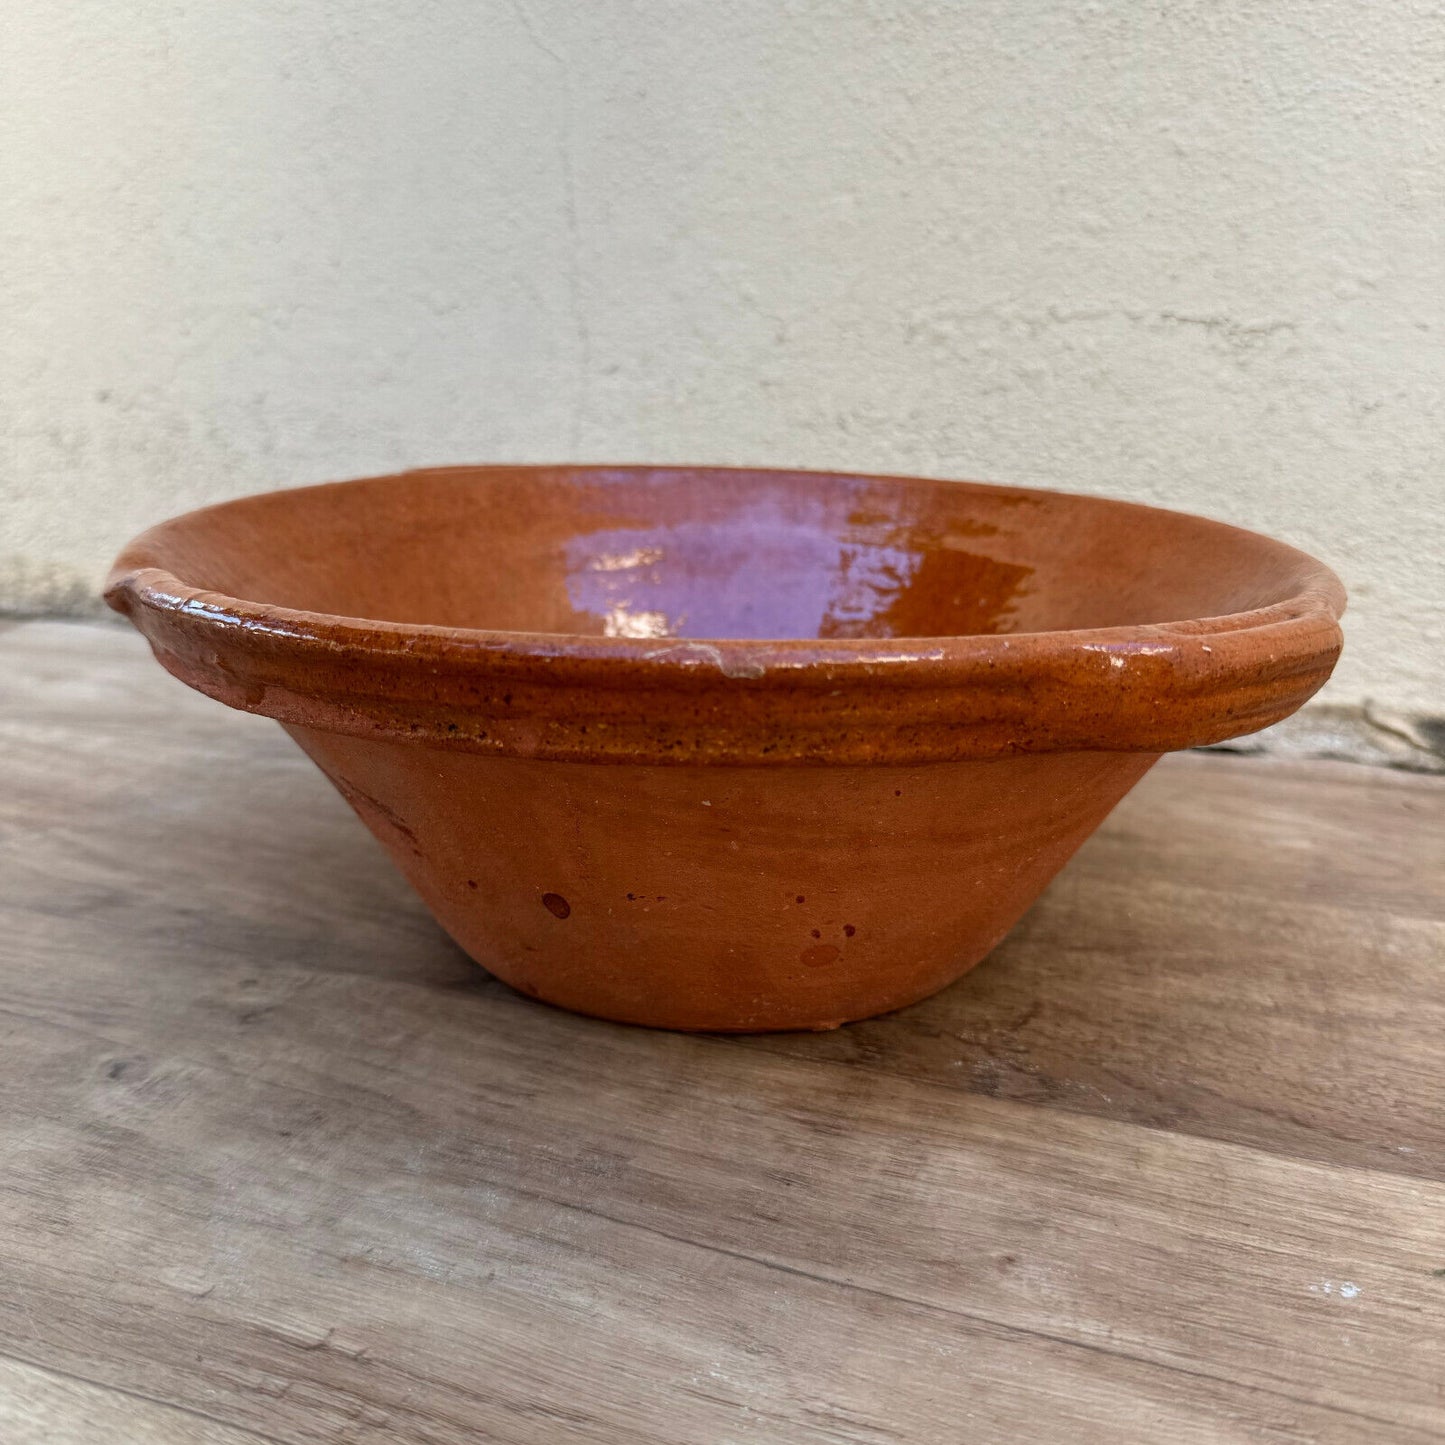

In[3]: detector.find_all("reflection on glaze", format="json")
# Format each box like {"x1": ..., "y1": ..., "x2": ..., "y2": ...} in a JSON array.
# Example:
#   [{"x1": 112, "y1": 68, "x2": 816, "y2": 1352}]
[
  {"x1": 845, "y1": 545, "x2": 1032, "y2": 640},
  {"x1": 591, "y1": 547, "x2": 664, "y2": 573},
  {"x1": 602, "y1": 604, "x2": 673, "y2": 639},
  {"x1": 565, "y1": 493, "x2": 1031, "y2": 641}
]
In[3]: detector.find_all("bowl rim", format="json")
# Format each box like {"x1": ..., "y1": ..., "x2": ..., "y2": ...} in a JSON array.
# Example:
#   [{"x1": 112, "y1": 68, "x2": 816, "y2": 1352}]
[{"x1": 105, "y1": 464, "x2": 1346, "y2": 765}]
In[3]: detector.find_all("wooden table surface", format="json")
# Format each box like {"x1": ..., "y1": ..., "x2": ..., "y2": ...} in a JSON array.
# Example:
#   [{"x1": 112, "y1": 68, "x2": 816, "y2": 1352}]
[{"x1": 2, "y1": 618, "x2": 1442, "y2": 1444}]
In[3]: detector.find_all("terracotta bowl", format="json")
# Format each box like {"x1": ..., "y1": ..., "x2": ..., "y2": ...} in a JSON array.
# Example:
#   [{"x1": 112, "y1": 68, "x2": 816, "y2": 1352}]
[{"x1": 107, "y1": 466, "x2": 1344, "y2": 1031}]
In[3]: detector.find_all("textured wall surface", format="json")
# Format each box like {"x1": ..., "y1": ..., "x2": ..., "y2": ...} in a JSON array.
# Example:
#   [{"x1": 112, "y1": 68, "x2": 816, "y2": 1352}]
[{"x1": 3, "y1": 1, "x2": 1441, "y2": 711}]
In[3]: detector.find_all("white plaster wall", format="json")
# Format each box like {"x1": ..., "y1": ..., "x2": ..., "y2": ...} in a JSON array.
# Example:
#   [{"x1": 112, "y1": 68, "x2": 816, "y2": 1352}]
[{"x1": 3, "y1": 1, "x2": 1441, "y2": 710}]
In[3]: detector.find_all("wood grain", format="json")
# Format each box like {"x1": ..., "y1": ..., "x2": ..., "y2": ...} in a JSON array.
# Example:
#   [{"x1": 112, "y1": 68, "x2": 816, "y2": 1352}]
[{"x1": 1, "y1": 620, "x2": 1442, "y2": 1444}]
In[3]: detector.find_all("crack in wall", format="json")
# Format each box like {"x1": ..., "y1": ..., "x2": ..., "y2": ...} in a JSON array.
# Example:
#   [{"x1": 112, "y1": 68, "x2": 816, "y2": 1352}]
[
  {"x1": 906, "y1": 305, "x2": 1299, "y2": 356},
  {"x1": 508, "y1": 0, "x2": 591, "y2": 451}
]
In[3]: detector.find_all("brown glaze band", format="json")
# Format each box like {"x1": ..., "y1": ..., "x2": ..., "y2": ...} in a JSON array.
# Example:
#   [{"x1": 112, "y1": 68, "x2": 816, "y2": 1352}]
[
  {"x1": 106, "y1": 466, "x2": 1342, "y2": 767},
  {"x1": 107, "y1": 574, "x2": 1340, "y2": 765}
]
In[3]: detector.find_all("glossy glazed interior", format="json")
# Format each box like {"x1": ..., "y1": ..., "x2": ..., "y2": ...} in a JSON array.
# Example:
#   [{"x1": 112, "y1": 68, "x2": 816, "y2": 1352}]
[{"x1": 127, "y1": 466, "x2": 1326, "y2": 642}]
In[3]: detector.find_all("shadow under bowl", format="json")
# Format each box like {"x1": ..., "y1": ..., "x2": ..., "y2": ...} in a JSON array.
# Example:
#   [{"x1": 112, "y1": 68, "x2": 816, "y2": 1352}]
[{"x1": 106, "y1": 465, "x2": 1344, "y2": 1031}]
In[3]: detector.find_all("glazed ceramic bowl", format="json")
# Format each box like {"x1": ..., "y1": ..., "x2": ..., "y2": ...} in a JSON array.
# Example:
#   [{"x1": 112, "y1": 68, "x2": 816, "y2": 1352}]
[{"x1": 107, "y1": 466, "x2": 1344, "y2": 1031}]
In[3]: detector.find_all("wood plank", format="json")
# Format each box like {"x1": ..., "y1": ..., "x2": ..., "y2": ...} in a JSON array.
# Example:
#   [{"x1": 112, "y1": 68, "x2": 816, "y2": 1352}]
[
  {"x1": 0, "y1": 1354, "x2": 277, "y2": 1444},
  {"x1": 0, "y1": 1004, "x2": 1438, "y2": 1445},
  {"x1": 0, "y1": 622, "x2": 448, "y2": 991},
  {"x1": 2, "y1": 619, "x2": 1443, "y2": 1443}
]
